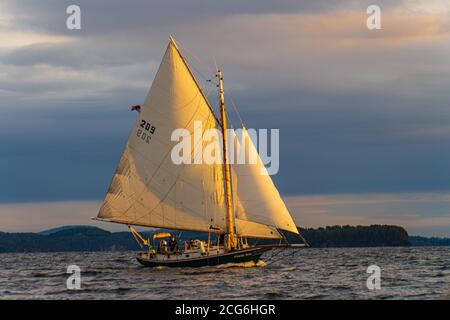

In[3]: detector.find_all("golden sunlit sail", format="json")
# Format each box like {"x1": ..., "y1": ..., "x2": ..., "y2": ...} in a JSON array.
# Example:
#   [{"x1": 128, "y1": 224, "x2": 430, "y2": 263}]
[{"x1": 96, "y1": 36, "x2": 305, "y2": 268}]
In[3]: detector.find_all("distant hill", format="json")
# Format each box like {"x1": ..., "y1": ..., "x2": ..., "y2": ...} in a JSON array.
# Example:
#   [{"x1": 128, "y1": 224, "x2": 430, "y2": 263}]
[
  {"x1": 295, "y1": 225, "x2": 412, "y2": 247},
  {"x1": 39, "y1": 225, "x2": 100, "y2": 236},
  {"x1": 0, "y1": 226, "x2": 210, "y2": 253},
  {"x1": 0, "y1": 227, "x2": 135, "y2": 253},
  {"x1": 0, "y1": 224, "x2": 435, "y2": 253}
]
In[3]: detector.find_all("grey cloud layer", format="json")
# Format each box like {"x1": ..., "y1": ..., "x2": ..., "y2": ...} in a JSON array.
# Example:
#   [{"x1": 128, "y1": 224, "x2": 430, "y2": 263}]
[
  {"x1": 3, "y1": 0, "x2": 389, "y2": 34},
  {"x1": 1, "y1": 0, "x2": 450, "y2": 204}
]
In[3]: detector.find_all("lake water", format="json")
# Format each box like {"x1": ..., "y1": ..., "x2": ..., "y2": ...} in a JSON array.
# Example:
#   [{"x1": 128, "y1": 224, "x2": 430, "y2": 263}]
[{"x1": 0, "y1": 247, "x2": 449, "y2": 299}]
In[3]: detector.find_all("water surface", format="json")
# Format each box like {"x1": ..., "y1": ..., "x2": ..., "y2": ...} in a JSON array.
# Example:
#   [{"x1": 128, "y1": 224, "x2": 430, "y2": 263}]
[{"x1": 0, "y1": 247, "x2": 448, "y2": 299}]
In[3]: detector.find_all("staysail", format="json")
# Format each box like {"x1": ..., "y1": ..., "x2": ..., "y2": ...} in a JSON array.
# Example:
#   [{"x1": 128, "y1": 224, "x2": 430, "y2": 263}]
[
  {"x1": 231, "y1": 128, "x2": 299, "y2": 236},
  {"x1": 97, "y1": 38, "x2": 227, "y2": 233}
]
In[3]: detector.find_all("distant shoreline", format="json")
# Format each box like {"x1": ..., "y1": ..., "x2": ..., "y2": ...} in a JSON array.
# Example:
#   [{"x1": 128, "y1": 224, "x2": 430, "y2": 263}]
[{"x1": 0, "y1": 225, "x2": 449, "y2": 253}]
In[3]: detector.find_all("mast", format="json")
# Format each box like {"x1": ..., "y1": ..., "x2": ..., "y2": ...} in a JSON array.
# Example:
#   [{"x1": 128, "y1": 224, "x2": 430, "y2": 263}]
[{"x1": 218, "y1": 69, "x2": 236, "y2": 251}]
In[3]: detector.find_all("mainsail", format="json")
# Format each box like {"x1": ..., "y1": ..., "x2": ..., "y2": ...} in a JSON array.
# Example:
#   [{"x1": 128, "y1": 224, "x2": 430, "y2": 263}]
[
  {"x1": 97, "y1": 37, "x2": 299, "y2": 239},
  {"x1": 97, "y1": 39, "x2": 227, "y2": 232}
]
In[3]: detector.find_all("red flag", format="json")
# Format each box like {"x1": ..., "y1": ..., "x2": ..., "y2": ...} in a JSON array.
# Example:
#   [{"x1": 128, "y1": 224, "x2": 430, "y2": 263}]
[{"x1": 131, "y1": 105, "x2": 141, "y2": 112}]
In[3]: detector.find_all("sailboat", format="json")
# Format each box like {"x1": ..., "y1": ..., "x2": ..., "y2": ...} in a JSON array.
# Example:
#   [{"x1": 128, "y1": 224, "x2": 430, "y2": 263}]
[{"x1": 95, "y1": 36, "x2": 304, "y2": 268}]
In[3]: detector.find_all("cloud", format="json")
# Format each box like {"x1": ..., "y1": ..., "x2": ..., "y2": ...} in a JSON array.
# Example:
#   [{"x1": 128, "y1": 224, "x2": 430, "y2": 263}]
[
  {"x1": 2, "y1": 2, "x2": 449, "y2": 104},
  {"x1": 1, "y1": 0, "x2": 450, "y2": 227},
  {"x1": 1, "y1": 192, "x2": 449, "y2": 236},
  {"x1": 1, "y1": 0, "x2": 379, "y2": 36},
  {"x1": 0, "y1": 200, "x2": 109, "y2": 232},
  {"x1": 285, "y1": 192, "x2": 450, "y2": 237}
]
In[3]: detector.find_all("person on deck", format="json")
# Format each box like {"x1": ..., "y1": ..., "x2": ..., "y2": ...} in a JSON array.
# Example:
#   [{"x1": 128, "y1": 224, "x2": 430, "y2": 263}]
[
  {"x1": 160, "y1": 240, "x2": 168, "y2": 255},
  {"x1": 169, "y1": 236, "x2": 178, "y2": 253},
  {"x1": 197, "y1": 240, "x2": 206, "y2": 256},
  {"x1": 189, "y1": 239, "x2": 196, "y2": 249}
]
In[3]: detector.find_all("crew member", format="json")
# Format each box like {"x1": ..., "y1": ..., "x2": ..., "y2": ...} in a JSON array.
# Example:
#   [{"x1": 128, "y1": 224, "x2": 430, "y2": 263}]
[{"x1": 169, "y1": 236, "x2": 178, "y2": 253}]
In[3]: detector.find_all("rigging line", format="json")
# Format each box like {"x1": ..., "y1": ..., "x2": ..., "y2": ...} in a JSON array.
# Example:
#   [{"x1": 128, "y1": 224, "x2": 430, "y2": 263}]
[
  {"x1": 176, "y1": 40, "x2": 216, "y2": 83},
  {"x1": 213, "y1": 56, "x2": 219, "y2": 75},
  {"x1": 228, "y1": 95, "x2": 246, "y2": 129},
  {"x1": 204, "y1": 86, "x2": 220, "y2": 116},
  {"x1": 264, "y1": 247, "x2": 298, "y2": 267},
  {"x1": 171, "y1": 38, "x2": 220, "y2": 125},
  {"x1": 297, "y1": 231, "x2": 310, "y2": 247},
  {"x1": 174, "y1": 40, "x2": 221, "y2": 110},
  {"x1": 220, "y1": 80, "x2": 245, "y2": 129},
  {"x1": 264, "y1": 248, "x2": 283, "y2": 267}
]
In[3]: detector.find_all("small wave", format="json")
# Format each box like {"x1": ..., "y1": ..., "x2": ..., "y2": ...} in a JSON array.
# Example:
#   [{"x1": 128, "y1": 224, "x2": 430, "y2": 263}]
[
  {"x1": 155, "y1": 266, "x2": 169, "y2": 270},
  {"x1": 304, "y1": 294, "x2": 329, "y2": 299},
  {"x1": 179, "y1": 260, "x2": 266, "y2": 275},
  {"x1": 44, "y1": 288, "x2": 96, "y2": 295},
  {"x1": 31, "y1": 272, "x2": 65, "y2": 278},
  {"x1": 181, "y1": 269, "x2": 222, "y2": 275},
  {"x1": 441, "y1": 291, "x2": 450, "y2": 300},
  {"x1": 81, "y1": 270, "x2": 102, "y2": 276},
  {"x1": 256, "y1": 260, "x2": 267, "y2": 267},
  {"x1": 216, "y1": 260, "x2": 266, "y2": 269},
  {"x1": 278, "y1": 266, "x2": 297, "y2": 272},
  {"x1": 433, "y1": 273, "x2": 447, "y2": 278},
  {"x1": 264, "y1": 291, "x2": 285, "y2": 298},
  {"x1": 333, "y1": 285, "x2": 352, "y2": 291}
]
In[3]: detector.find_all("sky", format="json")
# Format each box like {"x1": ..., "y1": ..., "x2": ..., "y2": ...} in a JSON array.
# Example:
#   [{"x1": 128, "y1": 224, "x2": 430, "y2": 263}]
[{"x1": 1, "y1": 0, "x2": 449, "y2": 236}]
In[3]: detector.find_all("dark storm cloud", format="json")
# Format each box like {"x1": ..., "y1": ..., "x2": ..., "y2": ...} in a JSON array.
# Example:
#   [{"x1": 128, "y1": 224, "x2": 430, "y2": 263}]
[
  {"x1": 4, "y1": 0, "x2": 399, "y2": 35},
  {"x1": 0, "y1": 101, "x2": 136, "y2": 203},
  {"x1": 230, "y1": 88, "x2": 450, "y2": 196}
]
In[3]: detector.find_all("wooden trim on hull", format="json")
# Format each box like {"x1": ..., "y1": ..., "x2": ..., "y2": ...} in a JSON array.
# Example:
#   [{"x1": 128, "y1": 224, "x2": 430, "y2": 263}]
[{"x1": 136, "y1": 247, "x2": 270, "y2": 268}]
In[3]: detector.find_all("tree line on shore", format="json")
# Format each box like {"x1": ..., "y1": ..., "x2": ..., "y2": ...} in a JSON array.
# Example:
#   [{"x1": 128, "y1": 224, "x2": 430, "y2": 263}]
[{"x1": 1, "y1": 224, "x2": 447, "y2": 253}]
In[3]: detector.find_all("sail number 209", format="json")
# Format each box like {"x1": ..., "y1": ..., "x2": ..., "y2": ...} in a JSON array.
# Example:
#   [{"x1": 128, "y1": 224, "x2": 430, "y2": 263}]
[{"x1": 137, "y1": 119, "x2": 156, "y2": 144}]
